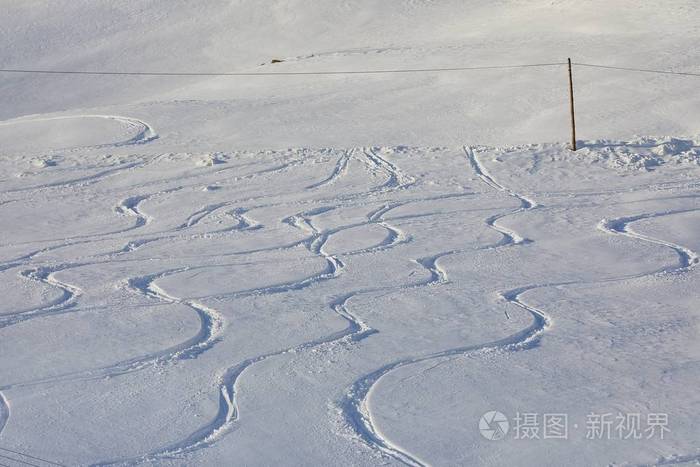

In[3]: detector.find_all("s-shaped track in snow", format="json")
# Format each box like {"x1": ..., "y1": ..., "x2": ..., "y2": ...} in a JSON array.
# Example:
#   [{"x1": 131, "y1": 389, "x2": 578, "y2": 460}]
[
  {"x1": 93, "y1": 203, "x2": 409, "y2": 465},
  {"x1": 343, "y1": 146, "x2": 699, "y2": 467},
  {"x1": 338, "y1": 147, "x2": 551, "y2": 467},
  {"x1": 94, "y1": 148, "x2": 419, "y2": 465}
]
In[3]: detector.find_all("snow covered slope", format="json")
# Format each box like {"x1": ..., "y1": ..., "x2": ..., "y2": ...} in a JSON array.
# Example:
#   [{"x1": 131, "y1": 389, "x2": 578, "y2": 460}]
[
  {"x1": 1, "y1": 0, "x2": 699, "y2": 148},
  {"x1": 0, "y1": 2, "x2": 699, "y2": 466},
  {"x1": 1, "y1": 135, "x2": 699, "y2": 466}
]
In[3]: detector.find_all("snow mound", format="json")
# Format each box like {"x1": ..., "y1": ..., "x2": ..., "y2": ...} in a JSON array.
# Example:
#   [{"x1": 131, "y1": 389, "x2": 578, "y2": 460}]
[
  {"x1": 196, "y1": 154, "x2": 227, "y2": 167},
  {"x1": 29, "y1": 158, "x2": 57, "y2": 169},
  {"x1": 580, "y1": 136, "x2": 700, "y2": 170}
]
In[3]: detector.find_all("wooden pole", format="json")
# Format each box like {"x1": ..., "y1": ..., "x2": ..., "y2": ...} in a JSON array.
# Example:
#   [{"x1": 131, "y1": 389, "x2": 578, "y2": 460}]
[{"x1": 568, "y1": 58, "x2": 577, "y2": 151}]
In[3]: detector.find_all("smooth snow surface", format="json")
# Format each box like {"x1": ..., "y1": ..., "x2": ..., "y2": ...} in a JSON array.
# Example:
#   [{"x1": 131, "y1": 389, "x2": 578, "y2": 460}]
[
  {"x1": 1, "y1": 1, "x2": 699, "y2": 466},
  {"x1": 1, "y1": 0, "x2": 700, "y2": 147}
]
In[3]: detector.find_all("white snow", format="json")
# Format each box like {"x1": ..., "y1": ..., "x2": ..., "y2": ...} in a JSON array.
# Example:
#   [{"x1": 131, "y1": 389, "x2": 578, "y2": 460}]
[{"x1": 1, "y1": 2, "x2": 699, "y2": 466}]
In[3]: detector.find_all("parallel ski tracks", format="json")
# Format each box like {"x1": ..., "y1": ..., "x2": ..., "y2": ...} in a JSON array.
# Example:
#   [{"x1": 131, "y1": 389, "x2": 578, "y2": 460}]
[
  {"x1": 337, "y1": 148, "x2": 548, "y2": 466},
  {"x1": 341, "y1": 147, "x2": 699, "y2": 467},
  {"x1": 3, "y1": 142, "x2": 698, "y2": 466},
  {"x1": 306, "y1": 149, "x2": 354, "y2": 189},
  {"x1": 95, "y1": 149, "x2": 423, "y2": 464}
]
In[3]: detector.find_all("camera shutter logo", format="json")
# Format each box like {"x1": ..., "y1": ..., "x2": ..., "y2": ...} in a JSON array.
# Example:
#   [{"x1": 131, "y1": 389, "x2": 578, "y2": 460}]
[{"x1": 479, "y1": 411, "x2": 510, "y2": 440}]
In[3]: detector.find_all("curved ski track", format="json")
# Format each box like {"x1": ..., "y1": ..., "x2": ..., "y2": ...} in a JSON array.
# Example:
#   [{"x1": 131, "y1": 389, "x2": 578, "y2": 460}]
[
  {"x1": 1, "y1": 220, "x2": 279, "y2": 392},
  {"x1": 101, "y1": 204, "x2": 406, "y2": 464},
  {"x1": 95, "y1": 148, "x2": 422, "y2": 465},
  {"x1": 598, "y1": 211, "x2": 699, "y2": 467},
  {"x1": 4, "y1": 139, "x2": 698, "y2": 466},
  {"x1": 0, "y1": 200, "x2": 274, "y2": 390},
  {"x1": 5, "y1": 160, "x2": 145, "y2": 195},
  {"x1": 1, "y1": 114, "x2": 159, "y2": 195},
  {"x1": 0, "y1": 189, "x2": 170, "y2": 332},
  {"x1": 598, "y1": 210, "x2": 699, "y2": 272},
  {"x1": 0, "y1": 268, "x2": 227, "y2": 394},
  {"x1": 0, "y1": 187, "x2": 267, "y2": 335},
  {"x1": 336, "y1": 147, "x2": 549, "y2": 466},
  {"x1": 1, "y1": 265, "x2": 83, "y2": 329},
  {"x1": 306, "y1": 149, "x2": 354, "y2": 189},
  {"x1": 363, "y1": 147, "x2": 417, "y2": 193},
  {"x1": 340, "y1": 148, "x2": 700, "y2": 466},
  {"x1": 0, "y1": 114, "x2": 161, "y2": 444},
  {"x1": 0, "y1": 114, "x2": 158, "y2": 150},
  {"x1": 0, "y1": 145, "x2": 548, "y2": 464}
]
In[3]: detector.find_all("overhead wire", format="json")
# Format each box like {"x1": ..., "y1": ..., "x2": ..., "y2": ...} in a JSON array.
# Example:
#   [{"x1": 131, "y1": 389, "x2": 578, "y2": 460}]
[{"x1": 0, "y1": 62, "x2": 567, "y2": 77}]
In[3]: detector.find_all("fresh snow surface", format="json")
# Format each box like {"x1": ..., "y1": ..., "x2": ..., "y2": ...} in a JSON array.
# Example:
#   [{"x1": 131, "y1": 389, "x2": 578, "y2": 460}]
[{"x1": 1, "y1": 2, "x2": 700, "y2": 467}]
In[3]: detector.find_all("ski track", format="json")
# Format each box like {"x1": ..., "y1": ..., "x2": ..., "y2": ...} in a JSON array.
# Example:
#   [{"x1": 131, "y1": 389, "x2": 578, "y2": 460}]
[
  {"x1": 466, "y1": 146, "x2": 538, "y2": 245},
  {"x1": 4, "y1": 152, "x2": 308, "y2": 257},
  {"x1": 2, "y1": 186, "x2": 161, "y2": 250},
  {"x1": 0, "y1": 114, "x2": 157, "y2": 150},
  {"x1": 222, "y1": 208, "x2": 262, "y2": 232},
  {"x1": 598, "y1": 210, "x2": 699, "y2": 272},
  {"x1": 4, "y1": 141, "x2": 699, "y2": 466},
  {"x1": 2, "y1": 147, "x2": 515, "y2": 465},
  {"x1": 0, "y1": 131, "x2": 340, "y2": 464},
  {"x1": 0, "y1": 186, "x2": 170, "y2": 330},
  {"x1": 342, "y1": 147, "x2": 700, "y2": 467},
  {"x1": 177, "y1": 203, "x2": 229, "y2": 230},
  {"x1": 0, "y1": 197, "x2": 274, "y2": 387},
  {"x1": 3, "y1": 161, "x2": 145, "y2": 195},
  {"x1": 598, "y1": 210, "x2": 699, "y2": 467},
  {"x1": 0, "y1": 185, "x2": 260, "y2": 333},
  {"x1": 363, "y1": 147, "x2": 417, "y2": 193},
  {"x1": 103, "y1": 115, "x2": 158, "y2": 147},
  {"x1": 176, "y1": 203, "x2": 262, "y2": 233},
  {"x1": 336, "y1": 147, "x2": 549, "y2": 466},
  {"x1": 126, "y1": 271, "x2": 226, "y2": 362},
  {"x1": 302, "y1": 203, "x2": 411, "y2": 258},
  {"x1": 0, "y1": 113, "x2": 161, "y2": 195},
  {"x1": 99, "y1": 152, "x2": 422, "y2": 465},
  {"x1": 115, "y1": 190, "x2": 259, "y2": 253},
  {"x1": 0, "y1": 187, "x2": 269, "y2": 396},
  {"x1": 98, "y1": 158, "x2": 480, "y2": 465},
  {"x1": 88, "y1": 185, "x2": 700, "y2": 466},
  {"x1": 0, "y1": 392, "x2": 8, "y2": 438},
  {"x1": 192, "y1": 203, "x2": 409, "y2": 303},
  {"x1": 95, "y1": 207, "x2": 354, "y2": 465},
  {"x1": 306, "y1": 149, "x2": 354, "y2": 189},
  {"x1": 115, "y1": 195, "x2": 153, "y2": 229},
  {"x1": 2, "y1": 262, "x2": 257, "y2": 390},
  {"x1": 0, "y1": 265, "x2": 83, "y2": 330},
  {"x1": 0, "y1": 266, "x2": 226, "y2": 398}
]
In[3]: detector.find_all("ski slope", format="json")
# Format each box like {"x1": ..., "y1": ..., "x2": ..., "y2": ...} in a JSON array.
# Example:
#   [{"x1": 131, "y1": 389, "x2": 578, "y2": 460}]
[{"x1": 1, "y1": 1, "x2": 700, "y2": 466}]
